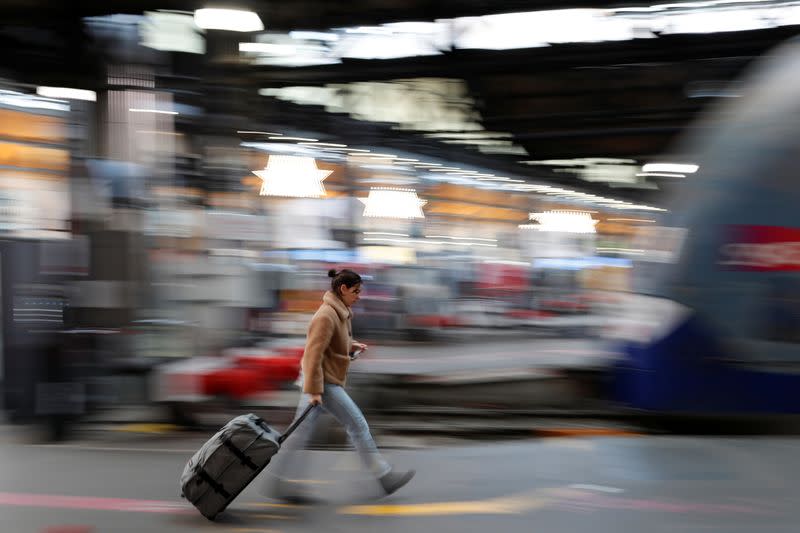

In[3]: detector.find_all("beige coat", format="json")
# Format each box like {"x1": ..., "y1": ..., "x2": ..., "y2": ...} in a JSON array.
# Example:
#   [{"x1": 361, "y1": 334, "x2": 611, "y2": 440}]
[{"x1": 301, "y1": 291, "x2": 353, "y2": 394}]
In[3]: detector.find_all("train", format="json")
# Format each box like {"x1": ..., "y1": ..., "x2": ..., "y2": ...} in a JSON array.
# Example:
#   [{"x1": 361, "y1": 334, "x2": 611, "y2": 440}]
[{"x1": 612, "y1": 37, "x2": 800, "y2": 414}]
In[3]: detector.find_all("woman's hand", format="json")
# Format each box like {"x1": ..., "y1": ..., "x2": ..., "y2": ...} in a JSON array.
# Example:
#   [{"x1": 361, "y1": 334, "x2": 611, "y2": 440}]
[
  {"x1": 309, "y1": 394, "x2": 322, "y2": 406},
  {"x1": 352, "y1": 341, "x2": 368, "y2": 353}
]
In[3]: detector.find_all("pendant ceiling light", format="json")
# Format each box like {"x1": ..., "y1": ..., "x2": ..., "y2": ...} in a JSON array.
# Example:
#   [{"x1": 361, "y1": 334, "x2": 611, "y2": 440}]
[
  {"x1": 359, "y1": 187, "x2": 426, "y2": 219},
  {"x1": 254, "y1": 155, "x2": 331, "y2": 198}
]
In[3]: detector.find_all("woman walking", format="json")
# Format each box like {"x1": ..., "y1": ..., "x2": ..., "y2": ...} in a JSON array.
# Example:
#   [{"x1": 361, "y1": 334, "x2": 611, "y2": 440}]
[{"x1": 268, "y1": 269, "x2": 414, "y2": 503}]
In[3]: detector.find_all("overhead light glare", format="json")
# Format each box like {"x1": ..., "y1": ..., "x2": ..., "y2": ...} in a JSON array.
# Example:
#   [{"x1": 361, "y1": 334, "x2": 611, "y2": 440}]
[
  {"x1": 637, "y1": 172, "x2": 687, "y2": 178},
  {"x1": 426, "y1": 235, "x2": 497, "y2": 242},
  {"x1": 359, "y1": 187, "x2": 426, "y2": 219},
  {"x1": 268, "y1": 136, "x2": 318, "y2": 142},
  {"x1": 641, "y1": 163, "x2": 698, "y2": 174},
  {"x1": 129, "y1": 108, "x2": 178, "y2": 115},
  {"x1": 36, "y1": 86, "x2": 96, "y2": 101},
  {"x1": 239, "y1": 42, "x2": 297, "y2": 55},
  {"x1": 194, "y1": 8, "x2": 264, "y2": 32},
  {"x1": 253, "y1": 155, "x2": 331, "y2": 198},
  {"x1": 528, "y1": 210, "x2": 598, "y2": 234}
]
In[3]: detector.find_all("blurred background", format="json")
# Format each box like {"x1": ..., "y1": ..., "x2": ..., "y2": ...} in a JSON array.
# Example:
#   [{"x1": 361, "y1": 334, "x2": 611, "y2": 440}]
[{"x1": 2, "y1": 1, "x2": 800, "y2": 532}]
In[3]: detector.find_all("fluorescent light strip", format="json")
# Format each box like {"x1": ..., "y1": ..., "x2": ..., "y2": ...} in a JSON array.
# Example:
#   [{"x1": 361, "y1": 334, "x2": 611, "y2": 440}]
[
  {"x1": 129, "y1": 108, "x2": 178, "y2": 115},
  {"x1": 597, "y1": 247, "x2": 645, "y2": 255},
  {"x1": 636, "y1": 172, "x2": 686, "y2": 178},
  {"x1": 36, "y1": 86, "x2": 96, "y2": 101},
  {"x1": 241, "y1": 141, "x2": 321, "y2": 156},
  {"x1": 237, "y1": 130, "x2": 282, "y2": 135},
  {"x1": 426, "y1": 235, "x2": 498, "y2": 242},
  {"x1": 268, "y1": 136, "x2": 319, "y2": 142},
  {"x1": 614, "y1": 1, "x2": 754, "y2": 13},
  {"x1": 369, "y1": 187, "x2": 418, "y2": 192},
  {"x1": 442, "y1": 241, "x2": 496, "y2": 247},
  {"x1": 642, "y1": 163, "x2": 699, "y2": 173},
  {"x1": 299, "y1": 142, "x2": 348, "y2": 147},
  {"x1": 426, "y1": 132, "x2": 513, "y2": 139},
  {"x1": 359, "y1": 164, "x2": 403, "y2": 171},
  {"x1": 364, "y1": 237, "x2": 418, "y2": 244},
  {"x1": 363, "y1": 232, "x2": 409, "y2": 237}
]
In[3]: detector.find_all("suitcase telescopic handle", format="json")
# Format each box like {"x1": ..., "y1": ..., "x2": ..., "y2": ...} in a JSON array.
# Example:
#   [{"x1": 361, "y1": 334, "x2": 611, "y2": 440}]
[{"x1": 278, "y1": 404, "x2": 317, "y2": 444}]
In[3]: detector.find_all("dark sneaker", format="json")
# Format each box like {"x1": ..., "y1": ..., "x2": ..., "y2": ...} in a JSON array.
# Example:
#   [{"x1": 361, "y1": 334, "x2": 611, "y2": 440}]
[{"x1": 378, "y1": 468, "x2": 415, "y2": 495}]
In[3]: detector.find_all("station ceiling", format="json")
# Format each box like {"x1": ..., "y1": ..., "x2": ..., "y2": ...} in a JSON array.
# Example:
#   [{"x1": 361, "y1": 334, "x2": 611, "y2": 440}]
[{"x1": 1, "y1": 1, "x2": 797, "y2": 205}]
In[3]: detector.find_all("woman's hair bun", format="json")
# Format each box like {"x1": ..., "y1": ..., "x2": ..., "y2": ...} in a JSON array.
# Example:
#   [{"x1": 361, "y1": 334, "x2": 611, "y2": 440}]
[{"x1": 328, "y1": 269, "x2": 337, "y2": 278}]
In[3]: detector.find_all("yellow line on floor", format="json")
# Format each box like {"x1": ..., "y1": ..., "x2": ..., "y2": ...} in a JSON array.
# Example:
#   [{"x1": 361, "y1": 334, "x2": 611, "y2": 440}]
[
  {"x1": 341, "y1": 501, "x2": 513, "y2": 516},
  {"x1": 339, "y1": 487, "x2": 579, "y2": 517},
  {"x1": 250, "y1": 513, "x2": 295, "y2": 520}
]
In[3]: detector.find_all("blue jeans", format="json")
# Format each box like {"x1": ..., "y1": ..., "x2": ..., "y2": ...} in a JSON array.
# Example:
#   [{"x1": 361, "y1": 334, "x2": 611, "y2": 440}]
[{"x1": 275, "y1": 384, "x2": 391, "y2": 480}]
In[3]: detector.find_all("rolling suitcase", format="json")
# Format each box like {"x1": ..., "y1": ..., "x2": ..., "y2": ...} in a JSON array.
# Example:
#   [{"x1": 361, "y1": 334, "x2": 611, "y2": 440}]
[{"x1": 180, "y1": 404, "x2": 315, "y2": 520}]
